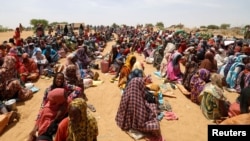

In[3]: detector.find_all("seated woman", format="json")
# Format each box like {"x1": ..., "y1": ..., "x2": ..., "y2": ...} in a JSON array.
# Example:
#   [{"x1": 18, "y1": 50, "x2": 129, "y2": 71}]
[
  {"x1": 199, "y1": 50, "x2": 218, "y2": 73},
  {"x1": 228, "y1": 86, "x2": 250, "y2": 118},
  {"x1": 115, "y1": 77, "x2": 164, "y2": 140},
  {"x1": 64, "y1": 64, "x2": 84, "y2": 92},
  {"x1": 226, "y1": 54, "x2": 248, "y2": 91},
  {"x1": 64, "y1": 64, "x2": 96, "y2": 112},
  {"x1": 31, "y1": 47, "x2": 48, "y2": 77},
  {"x1": 41, "y1": 72, "x2": 83, "y2": 107},
  {"x1": 182, "y1": 47, "x2": 199, "y2": 92},
  {"x1": 165, "y1": 51, "x2": 183, "y2": 84},
  {"x1": 198, "y1": 73, "x2": 230, "y2": 121},
  {"x1": 19, "y1": 53, "x2": 40, "y2": 83},
  {"x1": 42, "y1": 45, "x2": 60, "y2": 65},
  {"x1": 159, "y1": 43, "x2": 176, "y2": 78},
  {"x1": 76, "y1": 47, "x2": 99, "y2": 80},
  {"x1": 110, "y1": 48, "x2": 127, "y2": 82},
  {"x1": 54, "y1": 98, "x2": 98, "y2": 141},
  {"x1": 235, "y1": 63, "x2": 250, "y2": 93},
  {"x1": 189, "y1": 68, "x2": 211, "y2": 104},
  {"x1": 118, "y1": 54, "x2": 136, "y2": 90},
  {"x1": 28, "y1": 88, "x2": 68, "y2": 141},
  {"x1": 42, "y1": 45, "x2": 60, "y2": 76},
  {"x1": 0, "y1": 56, "x2": 33, "y2": 101}
]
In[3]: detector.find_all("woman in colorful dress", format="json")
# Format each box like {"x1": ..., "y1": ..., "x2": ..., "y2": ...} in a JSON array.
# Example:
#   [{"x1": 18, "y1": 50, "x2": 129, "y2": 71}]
[
  {"x1": 0, "y1": 55, "x2": 33, "y2": 101},
  {"x1": 118, "y1": 54, "x2": 136, "y2": 89},
  {"x1": 189, "y1": 68, "x2": 211, "y2": 104},
  {"x1": 199, "y1": 73, "x2": 230, "y2": 121},
  {"x1": 54, "y1": 98, "x2": 98, "y2": 141}
]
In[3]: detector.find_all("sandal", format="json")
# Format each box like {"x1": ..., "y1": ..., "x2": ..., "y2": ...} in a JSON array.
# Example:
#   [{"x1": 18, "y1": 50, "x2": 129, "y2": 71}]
[{"x1": 87, "y1": 104, "x2": 96, "y2": 112}]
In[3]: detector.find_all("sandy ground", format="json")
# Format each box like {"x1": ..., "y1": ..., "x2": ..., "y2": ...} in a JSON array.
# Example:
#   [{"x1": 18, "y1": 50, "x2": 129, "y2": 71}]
[{"x1": 0, "y1": 31, "x2": 239, "y2": 141}]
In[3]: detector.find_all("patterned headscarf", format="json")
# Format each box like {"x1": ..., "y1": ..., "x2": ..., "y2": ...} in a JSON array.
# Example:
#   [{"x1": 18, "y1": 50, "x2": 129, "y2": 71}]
[
  {"x1": 124, "y1": 54, "x2": 136, "y2": 70},
  {"x1": 2, "y1": 55, "x2": 16, "y2": 70},
  {"x1": 67, "y1": 98, "x2": 98, "y2": 141},
  {"x1": 172, "y1": 52, "x2": 182, "y2": 67},
  {"x1": 210, "y1": 73, "x2": 224, "y2": 89},
  {"x1": 164, "y1": 42, "x2": 176, "y2": 54},
  {"x1": 64, "y1": 64, "x2": 78, "y2": 81},
  {"x1": 32, "y1": 47, "x2": 42, "y2": 57}
]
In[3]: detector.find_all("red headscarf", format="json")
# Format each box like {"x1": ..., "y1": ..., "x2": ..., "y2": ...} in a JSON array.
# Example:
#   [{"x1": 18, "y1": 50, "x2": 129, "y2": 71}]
[{"x1": 36, "y1": 88, "x2": 68, "y2": 135}]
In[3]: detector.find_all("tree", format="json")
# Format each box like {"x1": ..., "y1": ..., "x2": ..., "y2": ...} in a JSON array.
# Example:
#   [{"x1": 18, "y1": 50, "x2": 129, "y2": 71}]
[
  {"x1": 30, "y1": 19, "x2": 49, "y2": 29},
  {"x1": 200, "y1": 25, "x2": 206, "y2": 28},
  {"x1": 145, "y1": 23, "x2": 153, "y2": 28},
  {"x1": 111, "y1": 23, "x2": 119, "y2": 28},
  {"x1": 175, "y1": 23, "x2": 184, "y2": 29},
  {"x1": 220, "y1": 24, "x2": 230, "y2": 29},
  {"x1": 155, "y1": 22, "x2": 164, "y2": 30},
  {"x1": 207, "y1": 25, "x2": 219, "y2": 29}
]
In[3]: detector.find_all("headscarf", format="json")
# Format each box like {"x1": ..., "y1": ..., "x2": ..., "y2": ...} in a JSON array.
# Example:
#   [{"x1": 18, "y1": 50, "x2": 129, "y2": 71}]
[
  {"x1": 64, "y1": 64, "x2": 78, "y2": 80},
  {"x1": 32, "y1": 47, "x2": 42, "y2": 57},
  {"x1": 76, "y1": 47, "x2": 91, "y2": 68},
  {"x1": 2, "y1": 55, "x2": 18, "y2": 80},
  {"x1": 8, "y1": 47, "x2": 18, "y2": 56},
  {"x1": 164, "y1": 42, "x2": 176, "y2": 54},
  {"x1": 124, "y1": 54, "x2": 136, "y2": 70},
  {"x1": 190, "y1": 68, "x2": 211, "y2": 103},
  {"x1": 211, "y1": 73, "x2": 224, "y2": 89},
  {"x1": 127, "y1": 68, "x2": 144, "y2": 86},
  {"x1": 204, "y1": 51, "x2": 214, "y2": 62},
  {"x1": 38, "y1": 88, "x2": 67, "y2": 136},
  {"x1": 2, "y1": 55, "x2": 16, "y2": 70},
  {"x1": 226, "y1": 54, "x2": 248, "y2": 88},
  {"x1": 172, "y1": 52, "x2": 182, "y2": 68},
  {"x1": 234, "y1": 46, "x2": 241, "y2": 53},
  {"x1": 67, "y1": 98, "x2": 98, "y2": 141},
  {"x1": 199, "y1": 74, "x2": 227, "y2": 120},
  {"x1": 22, "y1": 52, "x2": 29, "y2": 59}
]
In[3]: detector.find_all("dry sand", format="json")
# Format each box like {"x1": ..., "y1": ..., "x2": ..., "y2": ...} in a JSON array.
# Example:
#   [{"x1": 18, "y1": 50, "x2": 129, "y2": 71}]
[{"x1": 0, "y1": 31, "x2": 239, "y2": 141}]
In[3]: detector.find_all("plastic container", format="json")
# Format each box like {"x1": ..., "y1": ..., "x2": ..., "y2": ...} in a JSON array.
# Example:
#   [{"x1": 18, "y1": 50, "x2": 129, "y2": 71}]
[{"x1": 100, "y1": 59, "x2": 109, "y2": 73}]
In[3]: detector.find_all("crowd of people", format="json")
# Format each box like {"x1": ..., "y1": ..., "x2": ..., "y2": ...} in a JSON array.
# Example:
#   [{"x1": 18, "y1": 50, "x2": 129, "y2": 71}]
[{"x1": 0, "y1": 23, "x2": 250, "y2": 140}]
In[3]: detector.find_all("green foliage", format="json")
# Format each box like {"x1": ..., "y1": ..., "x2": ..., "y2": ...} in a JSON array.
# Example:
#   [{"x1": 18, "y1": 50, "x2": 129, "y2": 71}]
[
  {"x1": 220, "y1": 24, "x2": 230, "y2": 29},
  {"x1": 111, "y1": 23, "x2": 119, "y2": 28},
  {"x1": 155, "y1": 22, "x2": 164, "y2": 30},
  {"x1": 0, "y1": 25, "x2": 8, "y2": 32},
  {"x1": 245, "y1": 25, "x2": 250, "y2": 28},
  {"x1": 200, "y1": 25, "x2": 206, "y2": 28},
  {"x1": 207, "y1": 25, "x2": 219, "y2": 29},
  {"x1": 30, "y1": 19, "x2": 49, "y2": 29},
  {"x1": 145, "y1": 23, "x2": 153, "y2": 28}
]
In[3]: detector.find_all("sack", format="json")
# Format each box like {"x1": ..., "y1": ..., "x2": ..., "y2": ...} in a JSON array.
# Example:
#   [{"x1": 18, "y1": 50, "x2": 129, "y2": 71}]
[{"x1": 145, "y1": 88, "x2": 156, "y2": 103}]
